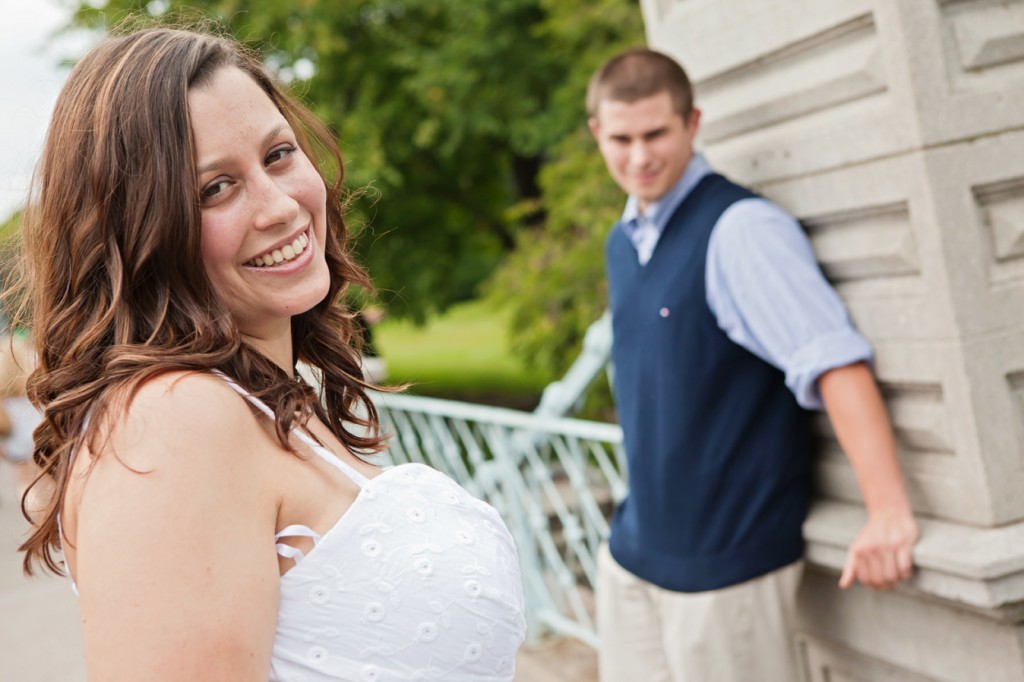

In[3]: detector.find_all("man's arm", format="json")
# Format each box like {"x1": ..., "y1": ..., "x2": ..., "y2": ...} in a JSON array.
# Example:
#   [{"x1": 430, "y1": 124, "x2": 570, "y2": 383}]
[
  {"x1": 818, "y1": 361, "x2": 918, "y2": 590},
  {"x1": 706, "y1": 198, "x2": 918, "y2": 590}
]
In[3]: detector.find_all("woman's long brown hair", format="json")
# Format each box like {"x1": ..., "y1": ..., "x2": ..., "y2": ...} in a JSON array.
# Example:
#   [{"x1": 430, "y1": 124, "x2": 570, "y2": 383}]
[{"x1": 13, "y1": 25, "x2": 389, "y2": 575}]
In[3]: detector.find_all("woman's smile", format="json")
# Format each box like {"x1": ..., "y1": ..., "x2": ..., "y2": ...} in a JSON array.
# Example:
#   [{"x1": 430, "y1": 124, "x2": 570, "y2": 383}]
[{"x1": 245, "y1": 227, "x2": 312, "y2": 270}]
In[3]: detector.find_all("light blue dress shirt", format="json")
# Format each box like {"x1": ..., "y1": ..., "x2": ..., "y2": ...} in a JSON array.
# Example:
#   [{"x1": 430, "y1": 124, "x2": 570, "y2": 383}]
[{"x1": 619, "y1": 153, "x2": 872, "y2": 410}]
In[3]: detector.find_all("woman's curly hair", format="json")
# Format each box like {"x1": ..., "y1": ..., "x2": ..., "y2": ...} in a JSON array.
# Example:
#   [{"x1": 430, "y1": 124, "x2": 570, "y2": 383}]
[{"x1": 12, "y1": 24, "x2": 390, "y2": 575}]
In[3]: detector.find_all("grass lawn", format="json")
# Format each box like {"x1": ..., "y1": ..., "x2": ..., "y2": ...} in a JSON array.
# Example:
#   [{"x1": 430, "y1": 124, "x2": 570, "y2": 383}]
[{"x1": 373, "y1": 299, "x2": 548, "y2": 410}]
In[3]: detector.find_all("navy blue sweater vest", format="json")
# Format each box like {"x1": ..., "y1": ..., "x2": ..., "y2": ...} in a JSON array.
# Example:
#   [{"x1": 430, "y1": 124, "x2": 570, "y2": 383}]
[{"x1": 605, "y1": 173, "x2": 811, "y2": 592}]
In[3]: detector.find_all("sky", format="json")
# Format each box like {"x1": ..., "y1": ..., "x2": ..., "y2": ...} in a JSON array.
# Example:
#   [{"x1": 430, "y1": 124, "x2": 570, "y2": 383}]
[{"x1": 0, "y1": 1, "x2": 96, "y2": 222}]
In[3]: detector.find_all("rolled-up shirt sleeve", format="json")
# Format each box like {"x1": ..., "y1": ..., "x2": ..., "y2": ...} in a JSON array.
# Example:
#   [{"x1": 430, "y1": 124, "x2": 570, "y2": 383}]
[{"x1": 705, "y1": 197, "x2": 873, "y2": 410}]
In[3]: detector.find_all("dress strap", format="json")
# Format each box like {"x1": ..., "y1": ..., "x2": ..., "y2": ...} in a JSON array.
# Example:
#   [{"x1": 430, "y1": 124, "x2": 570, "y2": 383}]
[
  {"x1": 56, "y1": 513, "x2": 79, "y2": 595},
  {"x1": 288, "y1": 426, "x2": 370, "y2": 486},
  {"x1": 61, "y1": 412, "x2": 91, "y2": 596},
  {"x1": 212, "y1": 370, "x2": 370, "y2": 487},
  {"x1": 274, "y1": 524, "x2": 321, "y2": 563}
]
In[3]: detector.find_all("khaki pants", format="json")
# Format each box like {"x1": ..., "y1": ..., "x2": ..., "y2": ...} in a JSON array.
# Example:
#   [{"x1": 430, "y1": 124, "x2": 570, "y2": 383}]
[{"x1": 596, "y1": 543, "x2": 803, "y2": 682}]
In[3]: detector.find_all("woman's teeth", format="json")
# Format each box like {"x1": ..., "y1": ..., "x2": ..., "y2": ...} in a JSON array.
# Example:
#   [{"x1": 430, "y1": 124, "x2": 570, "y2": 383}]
[{"x1": 248, "y1": 233, "x2": 309, "y2": 267}]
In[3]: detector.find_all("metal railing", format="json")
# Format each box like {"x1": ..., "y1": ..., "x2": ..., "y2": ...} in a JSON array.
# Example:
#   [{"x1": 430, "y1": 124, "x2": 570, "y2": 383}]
[{"x1": 371, "y1": 390, "x2": 625, "y2": 647}]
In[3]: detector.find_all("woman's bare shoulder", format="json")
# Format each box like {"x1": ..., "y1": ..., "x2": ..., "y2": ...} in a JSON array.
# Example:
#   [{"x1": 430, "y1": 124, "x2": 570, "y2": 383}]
[
  {"x1": 69, "y1": 368, "x2": 281, "y2": 531},
  {"x1": 128, "y1": 369, "x2": 250, "y2": 423},
  {"x1": 93, "y1": 370, "x2": 261, "y2": 470}
]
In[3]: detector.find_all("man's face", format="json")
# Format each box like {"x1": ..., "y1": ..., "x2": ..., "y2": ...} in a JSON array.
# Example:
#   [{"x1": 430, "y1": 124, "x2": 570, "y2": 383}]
[{"x1": 589, "y1": 91, "x2": 700, "y2": 211}]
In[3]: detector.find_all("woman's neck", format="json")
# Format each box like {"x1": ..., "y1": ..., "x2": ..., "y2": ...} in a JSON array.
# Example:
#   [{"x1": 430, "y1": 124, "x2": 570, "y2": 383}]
[{"x1": 241, "y1": 326, "x2": 294, "y2": 377}]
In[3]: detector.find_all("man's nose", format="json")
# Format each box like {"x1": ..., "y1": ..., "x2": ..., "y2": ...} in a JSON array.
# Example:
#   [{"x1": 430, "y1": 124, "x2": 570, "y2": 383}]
[{"x1": 628, "y1": 141, "x2": 651, "y2": 168}]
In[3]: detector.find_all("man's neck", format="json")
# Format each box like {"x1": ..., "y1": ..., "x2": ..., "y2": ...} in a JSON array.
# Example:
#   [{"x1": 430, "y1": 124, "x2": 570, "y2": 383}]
[{"x1": 624, "y1": 152, "x2": 709, "y2": 225}]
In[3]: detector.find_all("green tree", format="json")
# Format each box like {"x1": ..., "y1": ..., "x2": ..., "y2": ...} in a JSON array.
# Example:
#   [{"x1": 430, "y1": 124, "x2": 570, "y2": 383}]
[
  {"x1": 489, "y1": 0, "x2": 643, "y2": 378},
  {"x1": 67, "y1": 0, "x2": 643, "y2": 377}
]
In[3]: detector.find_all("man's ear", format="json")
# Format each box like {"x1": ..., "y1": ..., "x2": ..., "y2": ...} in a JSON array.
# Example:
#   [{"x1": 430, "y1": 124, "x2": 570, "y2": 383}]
[
  {"x1": 685, "y1": 108, "x2": 702, "y2": 134},
  {"x1": 588, "y1": 117, "x2": 600, "y2": 140}
]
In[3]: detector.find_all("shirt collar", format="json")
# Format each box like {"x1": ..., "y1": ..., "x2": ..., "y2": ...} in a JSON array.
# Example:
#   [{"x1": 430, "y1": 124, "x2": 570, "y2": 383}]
[{"x1": 621, "y1": 152, "x2": 712, "y2": 235}]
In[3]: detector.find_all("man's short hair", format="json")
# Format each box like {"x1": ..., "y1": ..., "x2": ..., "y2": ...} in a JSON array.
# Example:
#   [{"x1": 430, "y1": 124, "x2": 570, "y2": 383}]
[{"x1": 586, "y1": 48, "x2": 694, "y2": 120}]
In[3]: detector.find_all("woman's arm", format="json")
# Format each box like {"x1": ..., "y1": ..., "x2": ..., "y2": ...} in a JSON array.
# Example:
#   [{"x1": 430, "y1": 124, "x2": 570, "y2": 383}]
[{"x1": 71, "y1": 372, "x2": 281, "y2": 681}]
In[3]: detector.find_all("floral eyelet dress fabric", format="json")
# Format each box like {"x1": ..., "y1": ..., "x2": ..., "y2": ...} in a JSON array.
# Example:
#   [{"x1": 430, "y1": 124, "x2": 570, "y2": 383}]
[
  {"x1": 217, "y1": 377, "x2": 527, "y2": 682},
  {"x1": 270, "y1": 463, "x2": 526, "y2": 682}
]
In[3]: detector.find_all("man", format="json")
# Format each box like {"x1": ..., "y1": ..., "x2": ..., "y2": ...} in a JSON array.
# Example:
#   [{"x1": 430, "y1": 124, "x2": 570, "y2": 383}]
[{"x1": 588, "y1": 48, "x2": 919, "y2": 681}]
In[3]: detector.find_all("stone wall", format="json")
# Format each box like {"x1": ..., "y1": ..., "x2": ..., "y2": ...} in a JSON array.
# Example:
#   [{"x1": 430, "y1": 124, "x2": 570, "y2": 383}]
[{"x1": 639, "y1": 0, "x2": 1024, "y2": 679}]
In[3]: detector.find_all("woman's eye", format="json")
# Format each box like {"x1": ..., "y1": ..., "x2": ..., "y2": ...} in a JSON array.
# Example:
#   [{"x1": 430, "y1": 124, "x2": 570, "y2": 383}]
[
  {"x1": 200, "y1": 179, "x2": 231, "y2": 203},
  {"x1": 266, "y1": 145, "x2": 296, "y2": 165}
]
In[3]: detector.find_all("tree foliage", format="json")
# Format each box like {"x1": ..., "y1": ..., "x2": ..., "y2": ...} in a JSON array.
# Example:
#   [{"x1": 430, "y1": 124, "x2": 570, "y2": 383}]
[
  {"x1": 488, "y1": 0, "x2": 643, "y2": 378},
  {"x1": 67, "y1": 0, "x2": 643, "y2": 378}
]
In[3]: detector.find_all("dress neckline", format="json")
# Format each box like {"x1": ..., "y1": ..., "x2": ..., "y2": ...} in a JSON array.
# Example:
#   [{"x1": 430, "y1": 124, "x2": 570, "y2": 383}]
[{"x1": 278, "y1": 462, "x2": 434, "y2": 581}]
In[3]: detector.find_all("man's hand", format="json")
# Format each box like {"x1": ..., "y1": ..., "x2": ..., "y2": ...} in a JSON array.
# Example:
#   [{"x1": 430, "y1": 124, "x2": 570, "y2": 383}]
[{"x1": 839, "y1": 508, "x2": 918, "y2": 590}]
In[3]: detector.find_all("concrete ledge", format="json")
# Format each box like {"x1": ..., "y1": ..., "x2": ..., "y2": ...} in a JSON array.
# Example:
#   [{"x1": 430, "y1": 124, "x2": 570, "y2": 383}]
[{"x1": 805, "y1": 499, "x2": 1024, "y2": 618}]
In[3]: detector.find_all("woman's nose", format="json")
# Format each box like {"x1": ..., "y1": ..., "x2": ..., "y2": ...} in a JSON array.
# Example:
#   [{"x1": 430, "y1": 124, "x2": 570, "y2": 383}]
[{"x1": 252, "y1": 173, "x2": 300, "y2": 230}]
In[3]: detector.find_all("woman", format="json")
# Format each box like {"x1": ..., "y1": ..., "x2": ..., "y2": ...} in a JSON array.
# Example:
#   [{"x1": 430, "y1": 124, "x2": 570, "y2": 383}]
[{"x1": 17, "y1": 25, "x2": 525, "y2": 681}]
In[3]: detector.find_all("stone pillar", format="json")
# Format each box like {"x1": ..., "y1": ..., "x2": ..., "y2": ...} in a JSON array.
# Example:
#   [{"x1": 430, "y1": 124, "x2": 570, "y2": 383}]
[{"x1": 640, "y1": 0, "x2": 1024, "y2": 679}]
